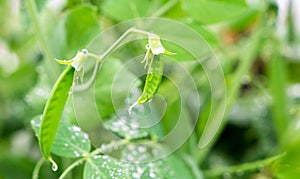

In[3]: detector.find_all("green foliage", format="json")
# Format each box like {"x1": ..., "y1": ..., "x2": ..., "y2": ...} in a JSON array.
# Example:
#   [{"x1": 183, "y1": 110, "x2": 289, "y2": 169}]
[
  {"x1": 31, "y1": 116, "x2": 91, "y2": 158},
  {"x1": 119, "y1": 144, "x2": 194, "y2": 179},
  {"x1": 30, "y1": 113, "x2": 192, "y2": 178},
  {"x1": 182, "y1": 0, "x2": 249, "y2": 24},
  {"x1": 102, "y1": 0, "x2": 153, "y2": 21},
  {"x1": 1, "y1": 0, "x2": 300, "y2": 178},
  {"x1": 103, "y1": 105, "x2": 164, "y2": 140},
  {"x1": 83, "y1": 155, "x2": 130, "y2": 178},
  {"x1": 64, "y1": 5, "x2": 100, "y2": 54}
]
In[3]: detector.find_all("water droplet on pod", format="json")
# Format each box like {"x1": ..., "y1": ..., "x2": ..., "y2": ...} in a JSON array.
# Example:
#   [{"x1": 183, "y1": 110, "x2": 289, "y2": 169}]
[{"x1": 49, "y1": 158, "x2": 58, "y2": 171}]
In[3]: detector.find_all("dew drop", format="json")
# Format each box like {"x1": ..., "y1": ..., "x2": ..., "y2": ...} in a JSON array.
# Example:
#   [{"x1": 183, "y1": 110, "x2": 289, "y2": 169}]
[
  {"x1": 94, "y1": 155, "x2": 100, "y2": 159},
  {"x1": 149, "y1": 171, "x2": 156, "y2": 178},
  {"x1": 83, "y1": 133, "x2": 89, "y2": 139},
  {"x1": 73, "y1": 150, "x2": 80, "y2": 157},
  {"x1": 71, "y1": 126, "x2": 81, "y2": 132},
  {"x1": 132, "y1": 172, "x2": 139, "y2": 178},
  {"x1": 52, "y1": 164, "x2": 58, "y2": 171},
  {"x1": 137, "y1": 146, "x2": 146, "y2": 153},
  {"x1": 100, "y1": 144, "x2": 107, "y2": 151},
  {"x1": 126, "y1": 154, "x2": 134, "y2": 161},
  {"x1": 49, "y1": 158, "x2": 58, "y2": 171}
]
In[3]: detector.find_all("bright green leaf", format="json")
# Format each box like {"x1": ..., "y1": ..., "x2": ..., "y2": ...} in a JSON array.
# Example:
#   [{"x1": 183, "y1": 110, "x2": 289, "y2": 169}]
[
  {"x1": 64, "y1": 5, "x2": 100, "y2": 55},
  {"x1": 31, "y1": 115, "x2": 91, "y2": 158},
  {"x1": 101, "y1": 0, "x2": 152, "y2": 21},
  {"x1": 83, "y1": 155, "x2": 130, "y2": 179},
  {"x1": 182, "y1": 0, "x2": 249, "y2": 24},
  {"x1": 181, "y1": 19, "x2": 219, "y2": 46},
  {"x1": 121, "y1": 144, "x2": 195, "y2": 178},
  {"x1": 103, "y1": 105, "x2": 164, "y2": 140},
  {"x1": 275, "y1": 137, "x2": 300, "y2": 179}
]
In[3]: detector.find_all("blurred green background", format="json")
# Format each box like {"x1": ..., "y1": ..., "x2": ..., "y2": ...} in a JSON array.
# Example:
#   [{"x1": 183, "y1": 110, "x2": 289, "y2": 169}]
[{"x1": 1, "y1": 0, "x2": 300, "y2": 178}]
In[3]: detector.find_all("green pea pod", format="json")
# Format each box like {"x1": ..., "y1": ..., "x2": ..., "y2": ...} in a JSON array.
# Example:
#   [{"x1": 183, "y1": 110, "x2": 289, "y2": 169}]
[
  {"x1": 39, "y1": 65, "x2": 75, "y2": 160},
  {"x1": 137, "y1": 54, "x2": 164, "y2": 104}
]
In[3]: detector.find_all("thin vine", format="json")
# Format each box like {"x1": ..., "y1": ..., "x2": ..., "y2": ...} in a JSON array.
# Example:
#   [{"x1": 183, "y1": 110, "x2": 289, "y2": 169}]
[
  {"x1": 59, "y1": 139, "x2": 129, "y2": 179},
  {"x1": 203, "y1": 153, "x2": 285, "y2": 178}
]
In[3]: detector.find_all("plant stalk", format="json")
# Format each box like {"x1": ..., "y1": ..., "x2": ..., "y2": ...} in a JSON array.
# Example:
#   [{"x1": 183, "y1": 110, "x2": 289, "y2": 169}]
[
  {"x1": 74, "y1": 27, "x2": 158, "y2": 91},
  {"x1": 204, "y1": 153, "x2": 285, "y2": 178}
]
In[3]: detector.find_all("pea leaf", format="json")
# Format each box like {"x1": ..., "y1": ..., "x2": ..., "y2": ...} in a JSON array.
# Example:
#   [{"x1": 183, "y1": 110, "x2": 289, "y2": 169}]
[
  {"x1": 31, "y1": 115, "x2": 91, "y2": 158},
  {"x1": 101, "y1": 0, "x2": 154, "y2": 21},
  {"x1": 83, "y1": 155, "x2": 130, "y2": 179},
  {"x1": 64, "y1": 5, "x2": 100, "y2": 55},
  {"x1": 83, "y1": 143, "x2": 194, "y2": 178},
  {"x1": 181, "y1": 19, "x2": 219, "y2": 46},
  {"x1": 46, "y1": 5, "x2": 101, "y2": 61},
  {"x1": 103, "y1": 105, "x2": 164, "y2": 140},
  {"x1": 120, "y1": 144, "x2": 195, "y2": 178},
  {"x1": 182, "y1": 0, "x2": 249, "y2": 24}
]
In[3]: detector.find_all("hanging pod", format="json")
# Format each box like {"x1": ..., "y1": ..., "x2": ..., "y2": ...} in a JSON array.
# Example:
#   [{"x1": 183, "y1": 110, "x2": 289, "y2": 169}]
[
  {"x1": 129, "y1": 35, "x2": 174, "y2": 112},
  {"x1": 137, "y1": 53, "x2": 164, "y2": 104},
  {"x1": 39, "y1": 50, "x2": 90, "y2": 163}
]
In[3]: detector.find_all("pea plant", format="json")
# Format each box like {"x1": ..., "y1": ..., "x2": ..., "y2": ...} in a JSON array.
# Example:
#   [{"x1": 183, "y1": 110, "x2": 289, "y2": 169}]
[
  {"x1": 30, "y1": 28, "x2": 190, "y2": 179},
  {"x1": 2, "y1": 0, "x2": 300, "y2": 179}
]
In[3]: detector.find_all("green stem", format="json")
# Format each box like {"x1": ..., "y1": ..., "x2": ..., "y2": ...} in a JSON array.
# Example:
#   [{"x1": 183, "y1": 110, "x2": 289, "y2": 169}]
[
  {"x1": 32, "y1": 157, "x2": 46, "y2": 179},
  {"x1": 58, "y1": 158, "x2": 86, "y2": 179},
  {"x1": 204, "y1": 153, "x2": 285, "y2": 178},
  {"x1": 269, "y1": 54, "x2": 289, "y2": 145},
  {"x1": 90, "y1": 139, "x2": 129, "y2": 156},
  {"x1": 100, "y1": 27, "x2": 156, "y2": 59},
  {"x1": 152, "y1": 0, "x2": 179, "y2": 17},
  {"x1": 73, "y1": 53, "x2": 102, "y2": 91},
  {"x1": 74, "y1": 27, "x2": 158, "y2": 91},
  {"x1": 87, "y1": 53, "x2": 102, "y2": 62},
  {"x1": 58, "y1": 139, "x2": 128, "y2": 179}
]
